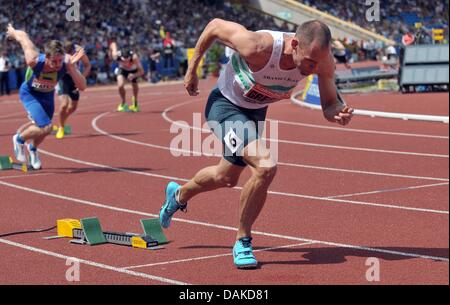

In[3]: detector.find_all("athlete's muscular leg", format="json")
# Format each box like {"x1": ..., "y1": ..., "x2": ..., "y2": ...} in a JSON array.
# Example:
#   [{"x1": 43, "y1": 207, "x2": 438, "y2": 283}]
[
  {"x1": 178, "y1": 158, "x2": 245, "y2": 203},
  {"x1": 237, "y1": 139, "x2": 277, "y2": 240},
  {"x1": 131, "y1": 82, "x2": 139, "y2": 103},
  {"x1": 58, "y1": 95, "x2": 71, "y2": 127},
  {"x1": 117, "y1": 74, "x2": 126, "y2": 103},
  {"x1": 19, "y1": 124, "x2": 52, "y2": 148}
]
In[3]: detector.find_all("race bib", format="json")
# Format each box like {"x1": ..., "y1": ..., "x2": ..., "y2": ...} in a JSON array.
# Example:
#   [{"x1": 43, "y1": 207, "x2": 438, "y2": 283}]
[
  {"x1": 31, "y1": 72, "x2": 58, "y2": 93},
  {"x1": 243, "y1": 83, "x2": 291, "y2": 105}
]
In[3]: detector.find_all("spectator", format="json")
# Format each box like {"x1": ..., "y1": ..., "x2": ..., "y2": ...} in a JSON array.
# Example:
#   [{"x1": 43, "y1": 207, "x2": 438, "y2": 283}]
[
  {"x1": 148, "y1": 47, "x2": 161, "y2": 82},
  {"x1": 13, "y1": 53, "x2": 25, "y2": 89},
  {"x1": 163, "y1": 32, "x2": 175, "y2": 70},
  {"x1": 0, "y1": 51, "x2": 10, "y2": 95},
  {"x1": 4, "y1": 0, "x2": 443, "y2": 83},
  {"x1": 331, "y1": 39, "x2": 351, "y2": 69},
  {"x1": 302, "y1": 0, "x2": 448, "y2": 42}
]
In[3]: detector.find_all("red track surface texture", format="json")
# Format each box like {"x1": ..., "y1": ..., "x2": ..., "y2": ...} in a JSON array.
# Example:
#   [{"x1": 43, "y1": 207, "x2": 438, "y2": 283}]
[{"x1": 0, "y1": 80, "x2": 448, "y2": 285}]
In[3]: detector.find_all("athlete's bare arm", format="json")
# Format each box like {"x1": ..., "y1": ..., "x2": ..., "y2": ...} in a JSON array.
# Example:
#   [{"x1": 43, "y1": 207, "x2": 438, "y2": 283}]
[
  {"x1": 109, "y1": 42, "x2": 119, "y2": 61},
  {"x1": 185, "y1": 18, "x2": 271, "y2": 96},
  {"x1": 75, "y1": 45, "x2": 91, "y2": 78},
  {"x1": 317, "y1": 53, "x2": 353, "y2": 125},
  {"x1": 132, "y1": 54, "x2": 144, "y2": 79},
  {"x1": 6, "y1": 23, "x2": 39, "y2": 68},
  {"x1": 66, "y1": 48, "x2": 87, "y2": 91}
]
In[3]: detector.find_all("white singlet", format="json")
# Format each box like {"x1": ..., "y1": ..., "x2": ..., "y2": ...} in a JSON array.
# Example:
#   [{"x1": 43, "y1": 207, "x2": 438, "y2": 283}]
[{"x1": 217, "y1": 30, "x2": 306, "y2": 109}]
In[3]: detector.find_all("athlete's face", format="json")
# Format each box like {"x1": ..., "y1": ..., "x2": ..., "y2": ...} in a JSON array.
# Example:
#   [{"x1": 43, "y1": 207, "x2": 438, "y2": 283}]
[
  {"x1": 44, "y1": 54, "x2": 64, "y2": 71},
  {"x1": 292, "y1": 40, "x2": 329, "y2": 76}
]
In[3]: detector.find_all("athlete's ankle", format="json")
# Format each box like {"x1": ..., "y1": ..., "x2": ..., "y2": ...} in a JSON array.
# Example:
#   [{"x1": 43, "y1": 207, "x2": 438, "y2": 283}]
[
  {"x1": 176, "y1": 188, "x2": 187, "y2": 205},
  {"x1": 28, "y1": 143, "x2": 37, "y2": 151},
  {"x1": 16, "y1": 133, "x2": 25, "y2": 144}
]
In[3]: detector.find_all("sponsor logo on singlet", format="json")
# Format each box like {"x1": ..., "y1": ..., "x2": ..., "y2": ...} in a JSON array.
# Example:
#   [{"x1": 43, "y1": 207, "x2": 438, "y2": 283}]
[
  {"x1": 31, "y1": 72, "x2": 58, "y2": 93},
  {"x1": 231, "y1": 53, "x2": 298, "y2": 105}
]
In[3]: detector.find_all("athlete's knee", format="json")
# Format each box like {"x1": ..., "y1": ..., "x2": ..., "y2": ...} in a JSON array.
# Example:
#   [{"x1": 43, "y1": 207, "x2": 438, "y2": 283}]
[
  {"x1": 215, "y1": 172, "x2": 239, "y2": 188},
  {"x1": 40, "y1": 124, "x2": 53, "y2": 135},
  {"x1": 59, "y1": 97, "x2": 69, "y2": 110},
  {"x1": 244, "y1": 146, "x2": 277, "y2": 181},
  {"x1": 256, "y1": 164, "x2": 277, "y2": 181},
  {"x1": 117, "y1": 78, "x2": 125, "y2": 88},
  {"x1": 60, "y1": 104, "x2": 68, "y2": 113},
  {"x1": 68, "y1": 103, "x2": 78, "y2": 113},
  {"x1": 253, "y1": 156, "x2": 277, "y2": 182}
]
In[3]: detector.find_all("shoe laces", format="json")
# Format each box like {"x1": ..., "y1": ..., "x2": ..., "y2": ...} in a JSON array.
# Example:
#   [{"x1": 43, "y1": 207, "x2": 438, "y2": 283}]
[
  {"x1": 179, "y1": 203, "x2": 187, "y2": 213},
  {"x1": 239, "y1": 237, "x2": 253, "y2": 256}
]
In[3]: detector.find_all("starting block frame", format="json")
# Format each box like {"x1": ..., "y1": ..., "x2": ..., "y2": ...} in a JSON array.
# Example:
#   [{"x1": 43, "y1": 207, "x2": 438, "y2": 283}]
[
  {"x1": 54, "y1": 217, "x2": 167, "y2": 250},
  {"x1": 0, "y1": 156, "x2": 33, "y2": 172}
]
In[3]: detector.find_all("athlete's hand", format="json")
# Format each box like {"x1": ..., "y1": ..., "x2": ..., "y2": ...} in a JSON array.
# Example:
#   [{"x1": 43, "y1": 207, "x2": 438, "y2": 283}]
[
  {"x1": 65, "y1": 47, "x2": 85, "y2": 71},
  {"x1": 324, "y1": 104, "x2": 354, "y2": 126},
  {"x1": 127, "y1": 74, "x2": 136, "y2": 81},
  {"x1": 69, "y1": 47, "x2": 85, "y2": 64},
  {"x1": 6, "y1": 23, "x2": 17, "y2": 40},
  {"x1": 184, "y1": 71, "x2": 199, "y2": 96}
]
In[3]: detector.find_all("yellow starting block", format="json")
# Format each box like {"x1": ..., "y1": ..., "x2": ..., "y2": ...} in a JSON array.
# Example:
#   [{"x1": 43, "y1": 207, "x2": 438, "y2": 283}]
[{"x1": 53, "y1": 217, "x2": 167, "y2": 250}]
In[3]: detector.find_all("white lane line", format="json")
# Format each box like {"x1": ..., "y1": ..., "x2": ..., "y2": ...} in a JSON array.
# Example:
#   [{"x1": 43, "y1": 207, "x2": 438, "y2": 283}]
[
  {"x1": 325, "y1": 182, "x2": 450, "y2": 199},
  {"x1": 266, "y1": 189, "x2": 448, "y2": 214},
  {"x1": 0, "y1": 118, "x2": 29, "y2": 124},
  {"x1": 0, "y1": 173, "x2": 55, "y2": 180},
  {"x1": 270, "y1": 138, "x2": 448, "y2": 158},
  {"x1": 160, "y1": 97, "x2": 449, "y2": 139},
  {"x1": 122, "y1": 242, "x2": 316, "y2": 270},
  {"x1": 0, "y1": 181, "x2": 448, "y2": 262},
  {"x1": 268, "y1": 119, "x2": 449, "y2": 140},
  {"x1": 37, "y1": 147, "x2": 449, "y2": 214},
  {"x1": 0, "y1": 180, "x2": 447, "y2": 262},
  {"x1": 162, "y1": 101, "x2": 449, "y2": 158},
  {"x1": 93, "y1": 111, "x2": 449, "y2": 182},
  {"x1": 275, "y1": 161, "x2": 449, "y2": 182},
  {"x1": 0, "y1": 238, "x2": 189, "y2": 285}
]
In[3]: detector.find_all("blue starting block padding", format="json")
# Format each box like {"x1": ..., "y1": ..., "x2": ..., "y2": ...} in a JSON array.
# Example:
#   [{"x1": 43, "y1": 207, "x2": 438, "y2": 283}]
[{"x1": 302, "y1": 75, "x2": 321, "y2": 105}]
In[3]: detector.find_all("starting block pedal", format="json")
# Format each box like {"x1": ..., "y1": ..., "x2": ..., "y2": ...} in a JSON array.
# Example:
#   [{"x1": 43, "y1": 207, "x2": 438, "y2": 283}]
[
  {"x1": 51, "y1": 125, "x2": 72, "y2": 135},
  {"x1": 0, "y1": 156, "x2": 32, "y2": 172},
  {"x1": 80, "y1": 217, "x2": 108, "y2": 245},
  {"x1": 54, "y1": 217, "x2": 167, "y2": 250},
  {"x1": 141, "y1": 218, "x2": 167, "y2": 244}
]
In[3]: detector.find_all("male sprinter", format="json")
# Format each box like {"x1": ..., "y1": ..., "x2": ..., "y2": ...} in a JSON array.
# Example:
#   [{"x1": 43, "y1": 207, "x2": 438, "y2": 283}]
[
  {"x1": 6, "y1": 24, "x2": 86, "y2": 169},
  {"x1": 55, "y1": 41, "x2": 91, "y2": 139},
  {"x1": 159, "y1": 19, "x2": 354, "y2": 269},
  {"x1": 110, "y1": 42, "x2": 144, "y2": 112},
  {"x1": 332, "y1": 39, "x2": 351, "y2": 69}
]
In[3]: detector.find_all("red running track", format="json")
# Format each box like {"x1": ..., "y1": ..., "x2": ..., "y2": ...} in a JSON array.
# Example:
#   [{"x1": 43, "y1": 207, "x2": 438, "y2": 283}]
[{"x1": 0, "y1": 80, "x2": 448, "y2": 285}]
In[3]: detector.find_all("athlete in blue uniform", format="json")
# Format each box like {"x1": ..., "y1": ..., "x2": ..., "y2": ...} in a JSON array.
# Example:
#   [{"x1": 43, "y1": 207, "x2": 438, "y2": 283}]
[{"x1": 6, "y1": 23, "x2": 87, "y2": 169}]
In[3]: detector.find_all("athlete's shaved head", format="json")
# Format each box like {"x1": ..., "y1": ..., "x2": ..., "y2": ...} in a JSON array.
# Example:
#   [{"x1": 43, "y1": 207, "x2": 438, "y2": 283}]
[
  {"x1": 296, "y1": 20, "x2": 332, "y2": 49},
  {"x1": 290, "y1": 20, "x2": 332, "y2": 76}
]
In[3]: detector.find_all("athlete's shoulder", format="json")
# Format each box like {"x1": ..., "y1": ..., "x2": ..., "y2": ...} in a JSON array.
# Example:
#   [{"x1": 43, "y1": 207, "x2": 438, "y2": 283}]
[
  {"x1": 317, "y1": 51, "x2": 335, "y2": 78},
  {"x1": 132, "y1": 53, "x2": 140, "y2": 62},
  {"x1": 32, "y1": 53, "x2": 46, "y2": 70},
  {"x1": 249, "y1": 31, "x2": 275, "y2": 56}
]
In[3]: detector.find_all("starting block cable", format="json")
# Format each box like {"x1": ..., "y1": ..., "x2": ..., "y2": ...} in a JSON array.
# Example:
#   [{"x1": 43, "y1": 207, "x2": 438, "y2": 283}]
[{"x1": 0, "y1": 225, "x2": 57, "y2": 238}]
